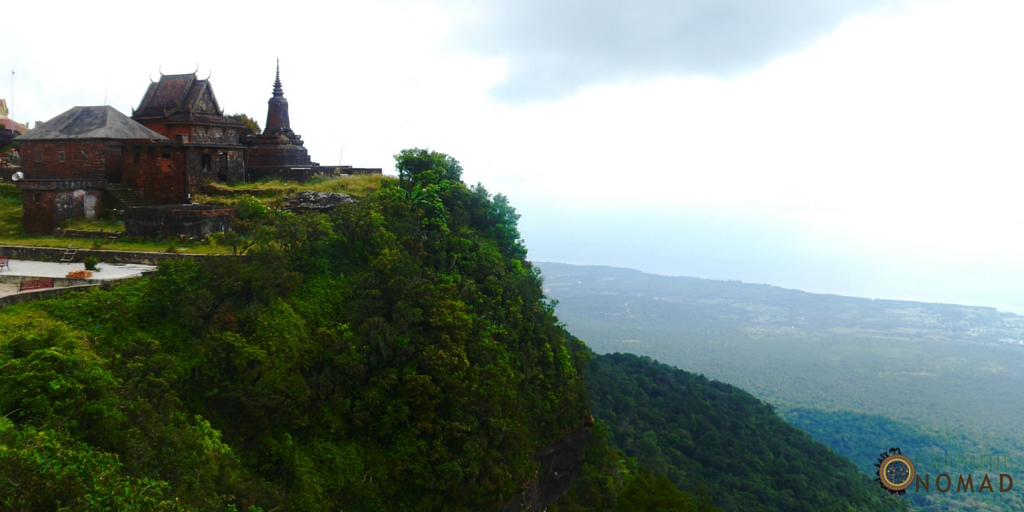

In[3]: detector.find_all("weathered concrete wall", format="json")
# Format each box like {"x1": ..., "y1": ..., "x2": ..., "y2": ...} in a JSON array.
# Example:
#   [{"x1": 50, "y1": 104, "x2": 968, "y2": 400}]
[
  {"x1": 0, "y1": 283, "x2": 105, "y2": 310},
  {"x1": 0, "y1": 274, "x2": 111, "y2": 288},
  {"x1": 318, "y1": 166, "x2": 383, "y2": 175},
  {"x1": 19, "y1": 186, "x2": 103, "y2": 235},
  {"x1": 246, "y1": 165, "x2": 382, "y2": 183},
  {"x1": 124, "y1": 205, "x2": 234, "y2": 239},
  {"x1": 56, "y1": 189, "x2": 103, "y2": 223},
  {"x1": 246, "y1": 167, "x2": 317, "y2": 183},
  {"x1": 226, "y1": 149, "x2": 245, "y2": 183},
  {"x1": 0, "y1": 245, "x2": 225, "y2": 264}
]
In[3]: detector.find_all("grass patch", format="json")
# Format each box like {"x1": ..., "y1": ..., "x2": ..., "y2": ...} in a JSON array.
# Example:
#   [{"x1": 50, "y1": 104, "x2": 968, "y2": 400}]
[
  {"x1": 197, "y1": 174, "x2": 390, "y2": 206},
  {"x1": 59, "y1": 217, "x2": 125, "y2": 232}
]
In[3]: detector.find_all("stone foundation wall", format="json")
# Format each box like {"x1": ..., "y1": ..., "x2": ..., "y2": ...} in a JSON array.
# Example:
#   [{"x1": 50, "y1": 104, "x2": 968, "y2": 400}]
[
  {"x1": 246, "y1": 165, "x2": 382, "y2": 183},
  {"x1": 124, "y1": 205, "x2": 234, "y2": 239},
  {"x1": 0, "y1": 284, "x2": 105, "y2": 310},
  {"x1": 0, "y1": 274, "x2": 109, "y2": 287}
]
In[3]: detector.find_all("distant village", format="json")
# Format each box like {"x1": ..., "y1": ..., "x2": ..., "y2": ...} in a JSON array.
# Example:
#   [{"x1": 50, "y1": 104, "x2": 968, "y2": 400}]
[{"x1": 0, "y1": 64, "x2": 380, "y2": 237}]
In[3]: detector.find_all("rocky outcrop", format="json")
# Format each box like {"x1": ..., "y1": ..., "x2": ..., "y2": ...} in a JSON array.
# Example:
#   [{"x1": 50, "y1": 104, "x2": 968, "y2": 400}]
[
  {"x1": 499, "y1": 416, "x2": 594, "y2": 512},
  {"x1": 282, "y1": 191, "x2": 353, "y2": 213}
]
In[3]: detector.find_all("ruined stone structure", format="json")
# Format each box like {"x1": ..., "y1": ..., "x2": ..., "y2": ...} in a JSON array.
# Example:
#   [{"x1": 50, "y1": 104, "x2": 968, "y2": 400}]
[
  {"x1": 15, "y1": 106, "x2": 167, "y2": 234},
  {"x1": 132, "y1": 73, "x2": 246, "y2": 190},
  {"x1": 244, "y1": 62, "x2": 314, "y2": 182}
]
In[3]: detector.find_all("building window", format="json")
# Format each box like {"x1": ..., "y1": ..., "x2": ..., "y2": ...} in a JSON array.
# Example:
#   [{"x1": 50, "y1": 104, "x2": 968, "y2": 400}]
[
  {"x1": 34, "y1": 149, "x2": 42, "y2": 162},
  {"x1": 81, "y1": 150, "x2": 89, "y2": 162},
  {"x1": 34, "y1": 193, "x2": 41, "y2": 204},
  {"x1": 161, "y1": 153, "x2": 172, "y2": 160},
  {"x1": 57, "y1": 151, "x2": 65, "y2": 162},
  {"x1": 134, "y1": 153, "x2": 141, "y2": 164}
]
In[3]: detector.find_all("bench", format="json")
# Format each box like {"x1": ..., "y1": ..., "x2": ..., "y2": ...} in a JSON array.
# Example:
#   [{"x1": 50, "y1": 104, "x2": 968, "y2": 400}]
[
  {"x1": 19, "y1": 278, "x2": 54, "y2": 292},
  {"x1": 0, "y1": 256, "x2": 8, "y2": 272}
]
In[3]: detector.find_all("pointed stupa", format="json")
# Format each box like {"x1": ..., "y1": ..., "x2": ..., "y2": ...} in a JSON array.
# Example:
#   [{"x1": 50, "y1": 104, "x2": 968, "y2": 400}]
[
  {"x1": 265, "y1": 59, "x2": 292, "y2": 134},
  {"x1": 245, "y1": 60, "x2": 312, "y2": 179}
]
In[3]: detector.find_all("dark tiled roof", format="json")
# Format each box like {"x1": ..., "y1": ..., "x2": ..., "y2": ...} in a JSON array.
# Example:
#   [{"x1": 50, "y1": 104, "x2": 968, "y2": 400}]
[
  {"x1": 17, "y1": 106, "x2": 168, "y2": 140},
  {"x1": 133, "y1": 73, "x2": 240, "y2": 127}
]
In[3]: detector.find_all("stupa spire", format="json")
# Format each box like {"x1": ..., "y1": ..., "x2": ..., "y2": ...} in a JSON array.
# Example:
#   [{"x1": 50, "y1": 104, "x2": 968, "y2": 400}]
[{"x1": 273, "y1": 59, "x2": 283, "y2": 97}]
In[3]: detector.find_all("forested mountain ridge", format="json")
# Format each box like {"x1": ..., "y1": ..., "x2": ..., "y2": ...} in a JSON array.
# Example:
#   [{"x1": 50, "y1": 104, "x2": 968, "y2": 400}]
[
  {"x1": 574, "y1": 353, "x2": 906, "y2": 512},
  {"x1": 538, "y1": 261, "x2": 1024, "y2": 511},
  {"x1": 0, "y1": 150, "x2": 916, "y2": 510}
]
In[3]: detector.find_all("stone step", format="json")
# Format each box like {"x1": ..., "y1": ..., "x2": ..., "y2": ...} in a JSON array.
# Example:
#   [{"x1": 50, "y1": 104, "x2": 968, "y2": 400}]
[{"x1": 106, "y1": 185, "x2": 150, "y2": 208}]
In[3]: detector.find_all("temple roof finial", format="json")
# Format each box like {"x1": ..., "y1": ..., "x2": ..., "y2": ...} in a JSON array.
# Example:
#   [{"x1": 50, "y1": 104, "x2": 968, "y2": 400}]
[{"x1": 273, "y1": 59, "x2": 283, "y2": 97}]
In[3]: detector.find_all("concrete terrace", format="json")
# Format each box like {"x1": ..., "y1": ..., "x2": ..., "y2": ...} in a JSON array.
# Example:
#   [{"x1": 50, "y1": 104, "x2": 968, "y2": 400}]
[{"x1": 0, "y1": 259, "x2": 156, "y2": 298}]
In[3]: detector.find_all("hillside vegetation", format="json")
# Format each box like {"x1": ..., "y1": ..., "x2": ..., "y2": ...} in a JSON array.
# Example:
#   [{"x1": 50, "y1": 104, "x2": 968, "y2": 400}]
[
  {"x1": 0, "y1": 150, "x2": 591, "y2": 510},
  {"x1": 579, "y1": 353, "x2": 906, "y2": 511}
]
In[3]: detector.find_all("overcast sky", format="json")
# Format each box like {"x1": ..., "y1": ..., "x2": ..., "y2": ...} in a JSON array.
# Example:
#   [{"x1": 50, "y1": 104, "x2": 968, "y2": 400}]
[{"x1": 5, "y1": 0, "x2": 1024, "y2": 312}]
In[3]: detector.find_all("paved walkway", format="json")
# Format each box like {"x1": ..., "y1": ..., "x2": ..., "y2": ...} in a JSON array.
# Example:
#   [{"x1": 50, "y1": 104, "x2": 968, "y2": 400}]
[
  {"x1": 0, "y1": 260, "x2": 156, "y2": 298},
  {"x1": 0, "y1": 260, "x2": 156, "y2": 280}
]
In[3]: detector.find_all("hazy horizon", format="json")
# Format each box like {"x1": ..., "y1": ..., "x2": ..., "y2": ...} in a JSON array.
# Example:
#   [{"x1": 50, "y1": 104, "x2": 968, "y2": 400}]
[{"x1": 523, "y1": 202, "x2": 1024, "y2": 315}]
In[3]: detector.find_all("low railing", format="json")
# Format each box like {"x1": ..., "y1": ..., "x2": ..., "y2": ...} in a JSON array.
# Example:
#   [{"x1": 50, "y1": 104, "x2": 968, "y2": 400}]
[{"x1": 19, "y1": 277, "x2": 54, "y2": 292}]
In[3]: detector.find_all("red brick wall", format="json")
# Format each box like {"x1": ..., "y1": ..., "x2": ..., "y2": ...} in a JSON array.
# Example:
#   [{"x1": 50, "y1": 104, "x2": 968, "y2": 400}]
[
  {"x1": 137, "y1": 120, "x2": 170, "y2": 138},
  {"x1": 20, "y1": 140, "x2": 114, "y2": 181},
  {"x1": 21, "y1": 190, "x2": 56, "y2": 234},
  {"x1": 122, "y1": 145, "x2": 188, "y2": 204}
]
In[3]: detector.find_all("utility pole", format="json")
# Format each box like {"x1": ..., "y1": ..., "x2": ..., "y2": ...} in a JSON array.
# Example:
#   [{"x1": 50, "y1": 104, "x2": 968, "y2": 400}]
[{"x1": 10, "y1": 70, "x2": 13, "y2": 122}]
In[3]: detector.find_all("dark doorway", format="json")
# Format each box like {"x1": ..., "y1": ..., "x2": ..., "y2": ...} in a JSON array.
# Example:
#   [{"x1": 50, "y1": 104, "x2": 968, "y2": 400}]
[{"x1": 217, "y1": 154, "x2": 228, "y2": 182}]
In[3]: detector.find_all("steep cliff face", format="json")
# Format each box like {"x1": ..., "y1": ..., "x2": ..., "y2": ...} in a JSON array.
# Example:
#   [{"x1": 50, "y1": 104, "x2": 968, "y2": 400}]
[{"x1": 501, "y1": 418, "x2": 594, "y2": 512}]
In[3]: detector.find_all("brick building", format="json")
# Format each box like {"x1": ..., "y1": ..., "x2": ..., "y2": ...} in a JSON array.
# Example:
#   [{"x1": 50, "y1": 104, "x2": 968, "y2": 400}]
[
  {"x1": 15, "y1": 106, "x2": 167, "y2": 234},
  {"x1": 132, "y1": 73, "x2": 246, "y2": 189}
]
